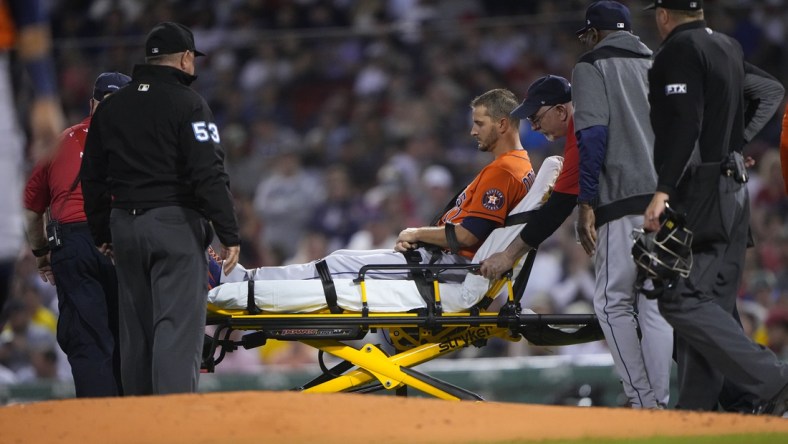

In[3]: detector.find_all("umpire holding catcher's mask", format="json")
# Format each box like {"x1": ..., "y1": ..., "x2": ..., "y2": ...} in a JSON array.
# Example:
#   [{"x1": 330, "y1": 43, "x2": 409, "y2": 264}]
[
  {"x1": 642, "y1": 0, "x2": 787, "y2": 415},
  {"x1": 80, "y1": 22, "x2": 240, "y2": 395}
]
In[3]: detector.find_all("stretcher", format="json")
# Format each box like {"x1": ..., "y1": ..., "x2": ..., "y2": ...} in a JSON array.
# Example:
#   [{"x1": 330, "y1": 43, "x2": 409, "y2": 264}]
[{"x1": 202, "y1": 156, "x2": 604, "y2": 400}]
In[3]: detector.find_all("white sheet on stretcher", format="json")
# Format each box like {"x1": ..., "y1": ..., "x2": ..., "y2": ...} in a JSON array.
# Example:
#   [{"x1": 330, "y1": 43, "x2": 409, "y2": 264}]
[{"x1": 208, "y1": 155, "x2": 564, "y2": 313}]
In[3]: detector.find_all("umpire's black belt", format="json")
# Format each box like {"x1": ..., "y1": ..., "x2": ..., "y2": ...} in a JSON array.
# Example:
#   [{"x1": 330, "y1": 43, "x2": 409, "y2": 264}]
[{"x1": 122, "y1": 205, "x2": 196, "y2": 216}]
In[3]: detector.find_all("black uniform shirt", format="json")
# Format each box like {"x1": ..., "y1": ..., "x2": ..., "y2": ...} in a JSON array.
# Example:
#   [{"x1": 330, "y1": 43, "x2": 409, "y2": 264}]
[
  {"x1": 81, "y1": 64, "x2": 240, "y2": 246},
  {"x1": 648, "y1": 20, "x2": 745, "y2": 198}
]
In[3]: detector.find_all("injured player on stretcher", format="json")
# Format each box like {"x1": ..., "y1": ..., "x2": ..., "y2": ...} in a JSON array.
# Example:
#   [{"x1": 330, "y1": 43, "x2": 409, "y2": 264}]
[{"x1": 207, "y1": 155, "x2": 562, "y2": 314}]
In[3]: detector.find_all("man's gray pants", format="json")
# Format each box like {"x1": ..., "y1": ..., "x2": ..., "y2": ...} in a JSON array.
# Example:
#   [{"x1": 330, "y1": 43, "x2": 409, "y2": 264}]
[
  {"x1": 594, "y1": 214, "x2": 673, "y2": 408},
  {"x1": 111, "y1": 206, "x2": 209, "y2": 395}
]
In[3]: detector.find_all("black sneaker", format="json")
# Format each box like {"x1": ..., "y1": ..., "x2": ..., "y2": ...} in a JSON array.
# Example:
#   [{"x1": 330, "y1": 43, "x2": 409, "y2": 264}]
[{"x1": 755, "y1": 382, "x2": 788, "y2": 417}]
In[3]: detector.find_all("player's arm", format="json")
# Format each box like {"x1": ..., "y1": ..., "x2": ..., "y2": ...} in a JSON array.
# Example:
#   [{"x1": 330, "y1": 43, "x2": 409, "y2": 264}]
[
  {"x1": 571, "y1": 54, "x2": 609, "y2": 208},
  {"x1": 398, "y1": 166, "x2": 517, "y2": 252},
  {"x1": 481, "y1": 142, "x2": 579, "y2": 279},
  {"x1": 22, "y1": 160, "x2": 54, "y2": 284},
  {"x1": 183, "y1": 99, "x2": 240, "y2": 272},
  {"x1": 650, "y1": 43, "x2": 703, "y2": 198},
  {"x1": 183, "y1": 100, "x2": 239, "y2": 245},
  {"x1": 395, "y1": 222, "x2": 483, "y2": 253},
  {"x1": 742, "y1": 62, "x2": 784, "y2": 143},
  {"x1": 23, "y1": 208, "x2": 54, "y2": 284},
  {"x1": 479, "y1": 190, "x2": 576, "y2": 279},
  {"x1": 23, "y1": 208, "x2": 47, "y2": 252},
  {"x1": 23, "y1": 159, "x2": 50, "y2": 250},
  {"x1": 81, "y1": 111, "x2": 112, "y2": 246},
  {"x1": 12, "y1": 0, "x2": 65, "y2": 160},
  {"x1": 520, "y1": 127, "x2": 580, "y2": 250},
  {"x1": 574, "y1": 125, "x2": 606, "y2": 255},
  {"x1": 644, "y1": 43, "x2": 705, "y2": 231}
]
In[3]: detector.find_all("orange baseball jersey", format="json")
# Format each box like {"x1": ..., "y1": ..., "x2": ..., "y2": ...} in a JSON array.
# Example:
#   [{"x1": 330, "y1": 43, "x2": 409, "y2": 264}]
[
  {"x1": 781, "y1": 103, "x2": 788, "y2": 195},
  {"x1": 438, "y1": 149, "x2": 534, "y2": 258}
]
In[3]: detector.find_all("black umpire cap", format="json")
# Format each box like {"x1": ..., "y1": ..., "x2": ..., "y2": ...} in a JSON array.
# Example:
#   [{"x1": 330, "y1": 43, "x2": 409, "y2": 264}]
[
  {"x1": 511, "y1": 75, "x2": 572, "y2": 120},
  {"x1": 644, "y1": 0, "x2": 703, "y2": 10},
  {"x1": 93, "y1": 72, "x2": 131, "y2": 101},
  {"x1": 145, "y1": 22, "x2": 206, "y2": 58}
]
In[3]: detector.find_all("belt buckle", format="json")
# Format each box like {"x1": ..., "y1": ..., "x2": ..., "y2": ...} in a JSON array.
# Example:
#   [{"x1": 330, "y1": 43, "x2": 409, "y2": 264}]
[{"x1": 130, "y1": 209, "x2": 144, "y2": 216}]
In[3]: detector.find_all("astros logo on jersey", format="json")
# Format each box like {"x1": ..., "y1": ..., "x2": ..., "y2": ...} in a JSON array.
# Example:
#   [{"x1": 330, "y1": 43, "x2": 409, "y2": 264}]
[{"x1": 482, "y1": 189, "x2": 504, "y2": 211}]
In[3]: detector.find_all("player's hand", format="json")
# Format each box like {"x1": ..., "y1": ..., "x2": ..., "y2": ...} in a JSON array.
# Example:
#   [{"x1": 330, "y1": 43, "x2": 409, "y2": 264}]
[
  {"x1": 395, "y1": 228, "x2": 419, "y2": 252},
  {"x1": 221, "y1": 244, "x2": 240, "y2": 274},
  {"x1": 577, "y1": 204, "x2": 597, "y2": 256},
  {"x1": 97, "y1": 242, "x2": 113, "y2": 256},
  {"x1": 643, "y1": 192, "x2": 670, "y2": 232},
  {"x1": 394, "y1": 241, "x2": 415, "y2": 252},
  {"x1": 35, "y1": 255, "x2": 55, "y2": 286},
  {"x1": 479, "y1": 251, "x2": 516, "y2": 280},
  {"x1": 29, "y1": 98, "x2": 65, "y2": 161}
]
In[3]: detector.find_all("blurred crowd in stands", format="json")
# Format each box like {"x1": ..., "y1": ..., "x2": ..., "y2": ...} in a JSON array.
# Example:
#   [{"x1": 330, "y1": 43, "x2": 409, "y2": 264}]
[{"x1": 2, "y1": 0, "x2": 787, "y2": 387}]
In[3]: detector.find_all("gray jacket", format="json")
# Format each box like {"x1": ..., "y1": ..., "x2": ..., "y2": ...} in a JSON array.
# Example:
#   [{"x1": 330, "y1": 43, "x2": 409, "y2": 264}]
[{"x1": 572, "y1": 31, "x2": 655, "y2": 226}]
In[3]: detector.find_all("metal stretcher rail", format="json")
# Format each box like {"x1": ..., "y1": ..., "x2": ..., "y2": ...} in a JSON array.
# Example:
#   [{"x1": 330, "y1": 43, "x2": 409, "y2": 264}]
[{"x1": 206, "y1": 312, "x2": 599, "y2": 329}]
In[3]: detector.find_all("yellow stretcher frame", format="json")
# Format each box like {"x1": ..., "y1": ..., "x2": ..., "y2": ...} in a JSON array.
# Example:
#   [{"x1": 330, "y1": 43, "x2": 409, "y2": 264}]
[{"x1": 203, "y1": 255, "x2": 604, "y2": 401}]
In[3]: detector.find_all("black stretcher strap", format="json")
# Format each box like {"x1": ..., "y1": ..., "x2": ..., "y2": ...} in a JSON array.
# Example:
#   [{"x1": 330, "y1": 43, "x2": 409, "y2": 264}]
[
  {"x1": 472, "y1": 248, "x2": 538, "y2": 313},
  {"x1": 511, "y1": 248, "x2": 537, "y2": 305},
  {"x1": 429, "y1": 188, "x2": 465, "y2": 227},
  {"x1": 504, "y1": 210, "x2": 534, "y2": 227},
  {"x1": 315, "y1": 259, "x2": 343, "y2": 314},
  {"x1": 444, "y1": 223, "x2": 461, "y2": 254},
  {"x1": 246, "y1": 280, "x2": 262, "y2": 314},
  {"x1": 403, "y1": 250, "x2": 437, "y2": 314}
]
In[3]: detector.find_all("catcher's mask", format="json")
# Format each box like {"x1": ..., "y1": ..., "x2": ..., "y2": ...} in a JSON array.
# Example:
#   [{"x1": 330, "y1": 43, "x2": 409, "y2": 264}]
[{"x1": 631, "y1": 204, "x2": 693, "y2": 299}]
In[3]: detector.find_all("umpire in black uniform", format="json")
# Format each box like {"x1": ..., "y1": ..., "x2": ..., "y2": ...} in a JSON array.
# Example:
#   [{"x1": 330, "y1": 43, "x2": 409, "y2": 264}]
[
  {"x1": 642, "y1": 0, "x2": 787, "y2": 415},
  {"x1": 81, "y1": 22, "x2": 240, "y2": 395}
]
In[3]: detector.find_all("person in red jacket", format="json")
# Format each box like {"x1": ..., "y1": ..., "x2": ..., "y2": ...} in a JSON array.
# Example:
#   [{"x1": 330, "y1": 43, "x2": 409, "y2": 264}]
[
  {"x1": 480, "y1": 75, "x2": 579, "y2": 279},
  {"x1": 23, "y1": 72, "x2": 130, "y2": 397}
]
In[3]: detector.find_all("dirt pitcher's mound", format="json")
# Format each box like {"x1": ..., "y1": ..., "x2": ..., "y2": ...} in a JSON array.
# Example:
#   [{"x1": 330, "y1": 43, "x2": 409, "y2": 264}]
[{"x1": 1, "y1": 391, "x2": 787, "y2": 443}]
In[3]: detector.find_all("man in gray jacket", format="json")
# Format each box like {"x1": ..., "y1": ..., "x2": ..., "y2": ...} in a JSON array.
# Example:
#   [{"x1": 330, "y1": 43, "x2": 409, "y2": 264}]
[
  {"x1": 573, "y1": 0, "x2": 786, "y2": 411},
  {"x1": 572, "y1": 1, "x2": 672, "y2": 409}
]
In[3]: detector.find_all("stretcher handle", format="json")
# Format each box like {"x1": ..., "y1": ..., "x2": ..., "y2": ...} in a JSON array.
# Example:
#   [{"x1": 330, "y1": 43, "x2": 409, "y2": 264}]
[{"x1": 354, "y1": 263, "x2": 481, "y2": 282}]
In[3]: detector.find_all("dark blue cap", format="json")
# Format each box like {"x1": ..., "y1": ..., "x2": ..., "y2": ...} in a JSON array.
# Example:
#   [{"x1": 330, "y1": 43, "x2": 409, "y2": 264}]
[
  {"x1": 645, "y1": 0, "x2": 703, "y2": 10},
  {"x1": 93, "y1": 72, "x2": 131, "y2": 101},
  {"x1": 511, "y1": 75, "x2": 572, "y2": 120},
  {"x1": 576, "y1": 1, "x2": 632, "y2": 36}
]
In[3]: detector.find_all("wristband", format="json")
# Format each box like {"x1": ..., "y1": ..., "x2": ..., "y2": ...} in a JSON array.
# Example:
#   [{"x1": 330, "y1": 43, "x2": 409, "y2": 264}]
[
  {"x1": 32, "y1": 246, "x2": 50, "y2": 257},
  {"x1": 577, "y1": 196, "x2": 599, "y2": 209}
]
